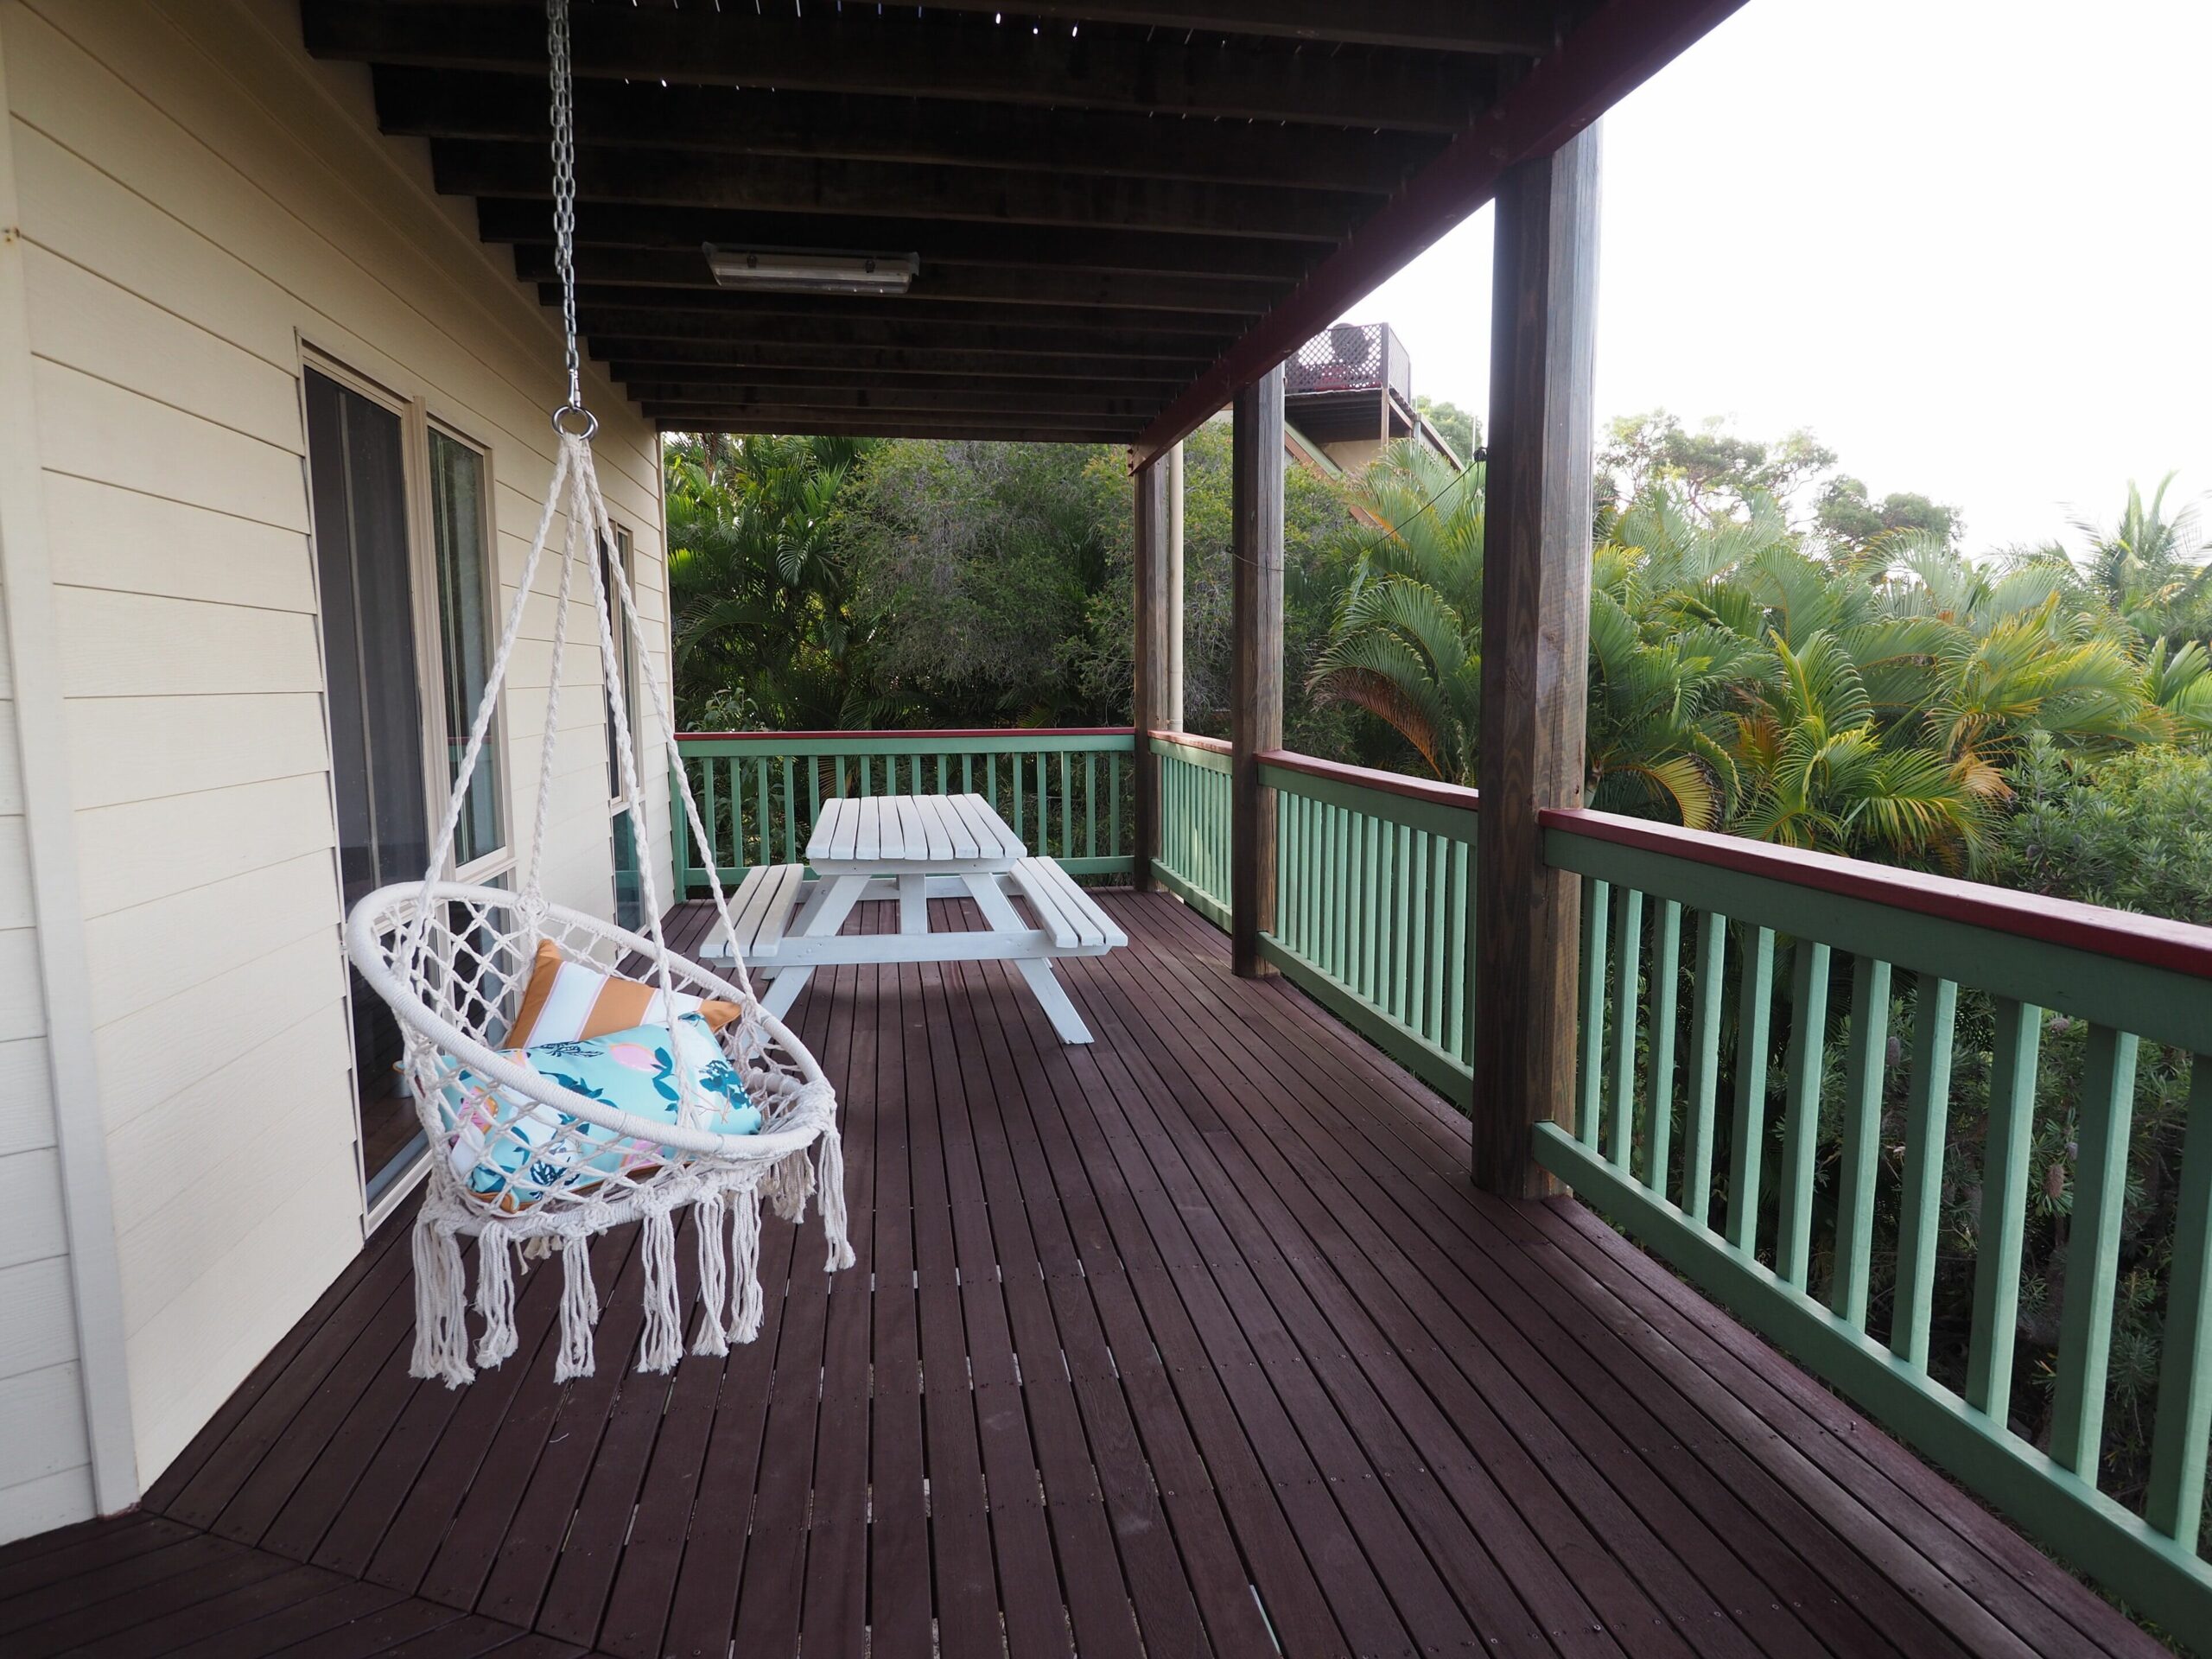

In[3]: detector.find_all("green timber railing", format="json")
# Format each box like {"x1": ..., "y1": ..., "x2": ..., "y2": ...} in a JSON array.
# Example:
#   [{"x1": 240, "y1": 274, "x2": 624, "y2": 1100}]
[
  {"x1": 1256, "y1": 750, "x2": 1477, "y2": 1099},
  {"x1": 1149, "y1": 731, "x2": 1232, "y2": 926},
  {"x1": 671, "y1": 728, "x2": 1136, "y2": 893},
  {"x1": 1536, "y1": 807, "x2": 2212, "y2": 1636}
]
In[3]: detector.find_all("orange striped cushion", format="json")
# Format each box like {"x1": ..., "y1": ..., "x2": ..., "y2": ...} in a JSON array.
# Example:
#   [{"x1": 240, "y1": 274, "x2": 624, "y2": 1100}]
[{"x1": 504, "y1": 939, "x2": 743, "y2": 1048}]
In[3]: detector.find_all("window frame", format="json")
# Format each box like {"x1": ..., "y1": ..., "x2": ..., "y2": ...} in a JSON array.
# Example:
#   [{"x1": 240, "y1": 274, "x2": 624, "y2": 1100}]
[
  {"x1": 298, "y1": 344, "x2": 518, "y2": 1224},
  {"x1": 602, "y1": 519, "x2": 639, "y2": 815},
  {"x1": 418, "y1": 416, "x2": 514, "y2": 888}
]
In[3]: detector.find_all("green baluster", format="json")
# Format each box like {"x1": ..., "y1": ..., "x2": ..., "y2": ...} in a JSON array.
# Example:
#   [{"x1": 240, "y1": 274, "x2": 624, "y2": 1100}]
[
  {"x1": 2146, "y1": 1058, "x2": 2212, "y2": 1547},
  {"x1": 2050, "y1": 1025, "x2": 2142, "y2": 1476},
  {"x1": 1406, "y1": 830, "x2": 1428, "y2": 1033},
  {"x1": 781, "y1": 757, "x2": 798, "y2": 863},
  {"x1": 755, "y1": 758, "x2": 771, "y2": 869},
  {"x1": 1830, "y1": 957, "x2": 1893, "y2": 1326},
  {"x1": 703, "y1": 756, "x2": 721, "y2": 880},
  {"x1": 1776, "y1": 940, "x2": 1833, "y2": 1287},
  {"x1": 1447, "y1": 840, "x2": 1469, "y2": 1062},
  {"x1": 1576, "y1": 879, "x2": 1610, "y2": 1148},
  {"x1": 1644, "y1": 900, "x2": 1682, "y2": 1198},
  {"x1": 1085, "y1": 753, "x2": 1097, "y2": 859},
  {"x1": 1887, "y1": 975, "x2": 1956, "y2": 1368},
  {"x1": 1427, "y1": 835, "x2": 1448, "y2": 1046},
  {"x1": 1681, "y1": 912, "x2": 1726, "y2": 1227},
  {"x1": 1726, "y1": 925, "x2": 1777, "y2": 1255},
  {"x1": 1607, "y1": 887, "x2": 1644, "y2": 1168},
  {"x1": 1392, "y1": 823, "x2": 1413, "y2": 1022},
  {"x1": 1966, "y1": 998, "x2": 2043, "y2": 1424},
  {"x1": 1109, "y1": 753, "x2": 1122, "y2": 861}
]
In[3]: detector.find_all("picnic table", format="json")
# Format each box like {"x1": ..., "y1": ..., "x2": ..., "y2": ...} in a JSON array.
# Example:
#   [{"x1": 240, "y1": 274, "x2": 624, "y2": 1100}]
[{"x1": 706, "y1": 793, "x2": 1125, "y2": 1043}]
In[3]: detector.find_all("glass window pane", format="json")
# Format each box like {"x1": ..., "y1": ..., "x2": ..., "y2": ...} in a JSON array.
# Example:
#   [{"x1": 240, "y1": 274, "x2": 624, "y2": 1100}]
[
  {"x1": 429, "y1": 429, "x2": 503, "y2": 868},
  {"x1": 611, "y1": 805, "x2": 645, "y2": 932},
  {"x1": 602, "y1": 528, "x2": 633, "y2": 802},
  {"x1": 307, "y1": 367, "x2": 429, "y2": 1203}
]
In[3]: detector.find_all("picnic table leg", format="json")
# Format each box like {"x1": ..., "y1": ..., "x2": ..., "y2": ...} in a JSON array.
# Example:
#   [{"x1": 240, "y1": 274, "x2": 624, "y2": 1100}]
[
  {"x1": 764, "y1": 873, "x2": 870, "y2": 1019},
  {"x1": 959, "y1": 873, "x2": 1094, "y2": 1045},
  {"x1": 898, "y1": 874, "x2": 929, "y2": 935}
]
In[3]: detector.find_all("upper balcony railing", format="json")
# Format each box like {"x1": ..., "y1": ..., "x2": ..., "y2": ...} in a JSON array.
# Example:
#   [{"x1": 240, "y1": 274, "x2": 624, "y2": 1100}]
[
  {"x1": 1283, "y1": 321, "x2": 1413, "y2": 409},
  {"x1": 674, "y1": 725, "x2": 2212, "y2": 1634}
]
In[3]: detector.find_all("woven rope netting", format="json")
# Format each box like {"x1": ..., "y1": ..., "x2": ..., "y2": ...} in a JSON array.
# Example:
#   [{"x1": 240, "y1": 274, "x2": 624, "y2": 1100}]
[{"x1": 342, "y1": 0, "x2": 852, "y2": 1387}]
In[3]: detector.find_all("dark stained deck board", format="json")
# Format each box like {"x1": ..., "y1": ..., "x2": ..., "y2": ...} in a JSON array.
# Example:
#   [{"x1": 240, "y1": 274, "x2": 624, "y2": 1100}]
[
  {"x1": 1113, "y1": 899, "x2": 1988, "y2": 1656},
  {"x1": 0, "y1": 891, "x2": 2161, "y2": 1659},
  {"x1": 1126, "y1": 895, "x2": 2149, "y2": 1658},
  {"x1": 1109, "y1": 909, "x2": 1838, "y2": 1657},
  {"x1": 1056, "y1": 941, "x2": 1726, "y2": 1656},
  {"x1": 1097, "y1": 901, "x2": 1909, "y2": 1656}
]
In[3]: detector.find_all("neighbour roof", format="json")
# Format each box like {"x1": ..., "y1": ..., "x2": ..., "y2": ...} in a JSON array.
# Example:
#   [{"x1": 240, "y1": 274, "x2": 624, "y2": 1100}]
[{"x1": 302, "y1": 0, "x2": 1741, "y2": 454}]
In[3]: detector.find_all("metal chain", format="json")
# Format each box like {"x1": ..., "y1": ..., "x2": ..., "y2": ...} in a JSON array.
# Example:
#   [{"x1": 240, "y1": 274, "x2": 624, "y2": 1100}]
[{"x1": 546, "y1": 0, "x2": 592, "y2": 435}]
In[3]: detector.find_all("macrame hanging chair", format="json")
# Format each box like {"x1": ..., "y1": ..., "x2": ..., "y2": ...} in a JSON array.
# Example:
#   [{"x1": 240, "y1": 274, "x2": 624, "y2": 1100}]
[{"x1": 344, "y1": 0, "x2": 853, "y2": 1388}]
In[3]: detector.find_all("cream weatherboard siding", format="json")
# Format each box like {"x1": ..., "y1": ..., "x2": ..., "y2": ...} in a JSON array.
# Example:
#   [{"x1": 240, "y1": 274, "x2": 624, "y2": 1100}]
[{"x1": 0, "y1": 0, "x2": 675, "y2": 1534}]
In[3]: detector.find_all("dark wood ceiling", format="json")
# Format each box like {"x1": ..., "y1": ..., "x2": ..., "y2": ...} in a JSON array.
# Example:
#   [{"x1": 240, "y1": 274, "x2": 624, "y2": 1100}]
[{"x1": 300, "y1": 0, "x2": 1735, "y2": 451}]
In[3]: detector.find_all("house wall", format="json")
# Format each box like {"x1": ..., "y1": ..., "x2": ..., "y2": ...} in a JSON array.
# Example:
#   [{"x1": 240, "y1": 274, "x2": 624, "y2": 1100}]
[
  {"x1": 0, "y1": 0, "x2": 674, "y2": 1529},
  {"x1": 0, "y1": 582, "x2": 90, "y2": 1540}
]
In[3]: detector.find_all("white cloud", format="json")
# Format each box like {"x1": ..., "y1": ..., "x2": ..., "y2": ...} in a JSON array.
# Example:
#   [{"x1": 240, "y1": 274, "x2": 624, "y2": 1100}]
[{"x1": 1342, "y1": 0, "x2": 2212, "y2": 554}]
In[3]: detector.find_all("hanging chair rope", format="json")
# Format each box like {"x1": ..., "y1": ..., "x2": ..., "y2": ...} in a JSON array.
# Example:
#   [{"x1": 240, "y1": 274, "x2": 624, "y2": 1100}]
[{"x1": 344, "y1": 0, "x2": 852, "y2": 1390}]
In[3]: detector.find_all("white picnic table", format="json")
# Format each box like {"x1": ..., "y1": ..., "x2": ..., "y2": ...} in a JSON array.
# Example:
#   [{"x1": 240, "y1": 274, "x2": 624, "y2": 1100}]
[{"x1": 706, "y1": 793, "x2": 1124, "y2": 1044}]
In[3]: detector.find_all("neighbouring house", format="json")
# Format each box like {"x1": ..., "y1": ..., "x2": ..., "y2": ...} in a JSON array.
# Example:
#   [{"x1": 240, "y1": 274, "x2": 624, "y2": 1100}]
[{"x1": 0, "y1": 4, "x2": 2207, "y2": 1657}]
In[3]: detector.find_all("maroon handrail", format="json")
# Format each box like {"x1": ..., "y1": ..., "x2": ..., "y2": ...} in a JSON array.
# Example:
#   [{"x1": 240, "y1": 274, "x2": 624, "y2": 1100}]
[
  {"x1": 1257, "y1": 748, "x2": 1478, "y2": 813},
  {"x1": 1147, "y1": 728, "x2": 1233, "y2": 754},
  {"x1": 1543, "y1": 806, "x2": 2212, "y2": 979},
  {"x1": 676, "y1": 726, "x2": 1136, "y2": 742}
]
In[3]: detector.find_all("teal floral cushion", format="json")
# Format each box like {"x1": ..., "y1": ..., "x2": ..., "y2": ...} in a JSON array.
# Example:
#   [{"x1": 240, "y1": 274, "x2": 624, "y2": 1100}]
[{"x1": 436, "y1": 1014, "x2": 761, "y2": 1209}]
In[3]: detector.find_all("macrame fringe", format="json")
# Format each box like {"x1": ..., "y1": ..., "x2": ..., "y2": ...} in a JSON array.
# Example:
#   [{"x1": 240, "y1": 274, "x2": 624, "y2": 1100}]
[
  {"x1": 411, "y1": 1218, "x2": 474, "y2": 1389},
  {"x1": 766, "y1": 1147, "x2": 816, "y2": 1224},
  {"x1": 729, "y1": 1185, "x2": 764, "y2": 1344},
  {"x1": 692, "y1": 1191, "x2": 730, "y2": 1357},
  {"x1": 817, "y1": 1132, "x2": 857, "y2": 1272},
  {"x1": 637, "y1": 1205, "x2": 683, "y2": 1375},
  {"x1": 556, "y1": 1235, "x2": 600, "y2": 1382},
  {"x1": 474, "y1": 1233, "x2": 518, "y2": 1370}
]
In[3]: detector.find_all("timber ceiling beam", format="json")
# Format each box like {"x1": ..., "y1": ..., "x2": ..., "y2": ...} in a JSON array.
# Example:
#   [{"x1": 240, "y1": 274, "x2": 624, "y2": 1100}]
[
  {"x1": 373, "y1": 70, "x2": 1444, "y2": 196},
  {"x1": 626, "y1": 385, "x2": 1168, "y2": 419},
  {"x1": 1132, "y1": 0, "x2": 1753, "y2": 461},
  {"x1": 560, "y1": 286, "x2": 1252, "y2": 338},
  {"x1": 575, "y1": 308, "x2": 1236, "y2": 358},
  {"x1": 652, "y1": 413, "x2": 1137, "y2": 445},
  {"x1": 533, "y1": 263, "x2": 1287, "y2": 317},
  {"x1": 432, "y1": 140, "x2": 1371, "y2": 241},
  {"x1": 604, "y1": 364, "x2": 1185, "y2": 399},
  {"x1": 479, "y1": 202, "x2": 1321, "y2": 283},
  {"x1": 895, "y1": 0, "x2": 1561, "y2": 54},
  {"x1": 599, "y1": 341, "x2": 1198, "y2": 383},
  {"x1": 303, "y1": 3, "x2": 1494, "y2": 130}
]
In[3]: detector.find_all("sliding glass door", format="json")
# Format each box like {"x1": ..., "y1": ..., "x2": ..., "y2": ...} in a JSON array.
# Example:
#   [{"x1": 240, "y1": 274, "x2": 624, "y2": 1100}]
[
  {"x1": 308, "y1": 366, "x2": 508, "y2": 1204},
  {"x1": 308, "y1": 369, "x2": 429, "y2": 1201}
]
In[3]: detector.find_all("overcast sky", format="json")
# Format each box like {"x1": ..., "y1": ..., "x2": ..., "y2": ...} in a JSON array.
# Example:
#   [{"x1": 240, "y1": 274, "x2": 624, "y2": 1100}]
[{"x1": 1343, "y1": 0, "x2": 2212, "y2": 554}]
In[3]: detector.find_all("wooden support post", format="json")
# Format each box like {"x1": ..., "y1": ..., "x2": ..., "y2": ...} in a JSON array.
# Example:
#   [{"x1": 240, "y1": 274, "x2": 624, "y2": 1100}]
[
  {"x1": 1165, "y1": 442, "x2": 1185, "y2": 730},
  {"x1": 1471, "y1": 125, "x2": 1600, "y2": 1197},
  {"x1": 1230, "y1": 365, "x2": 1285, "y2": 976},
  {"x1": 1131, "y1": 453, "x2": 1173, "y2": 889}
]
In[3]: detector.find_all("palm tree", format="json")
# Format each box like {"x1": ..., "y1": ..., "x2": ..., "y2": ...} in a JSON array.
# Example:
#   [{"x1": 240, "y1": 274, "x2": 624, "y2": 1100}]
[
  {"x1": 1723, "y1": 632, "x2": 2001, "y2": 871},
  {"x1": 664, "y1": 433, "x2": 871, "y2": 729},
  {"x1": 1306, "y1": 443, "x2": 1486, "y2": 784},
  {"x1": 2066, "y1": 474, "x2": 2211, "y2": 645}
]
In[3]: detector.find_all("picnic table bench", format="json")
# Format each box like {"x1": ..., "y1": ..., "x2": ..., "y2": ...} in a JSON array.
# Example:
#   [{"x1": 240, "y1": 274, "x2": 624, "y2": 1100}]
[{"x1": 706, "y1": 792, "x2": 1125, "y2": 1043}]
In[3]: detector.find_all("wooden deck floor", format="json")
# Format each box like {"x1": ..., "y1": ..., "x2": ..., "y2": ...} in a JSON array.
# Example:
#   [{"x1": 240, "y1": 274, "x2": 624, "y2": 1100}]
[{"x1": 0, "y1": 891, "x2": 2166, "y2": 1658}]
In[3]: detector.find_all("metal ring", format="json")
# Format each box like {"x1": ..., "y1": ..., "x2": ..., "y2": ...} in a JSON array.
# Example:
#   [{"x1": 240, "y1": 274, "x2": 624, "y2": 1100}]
[{"x1": 551, "y1": 403, "x2": 598, "y2": 439}]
